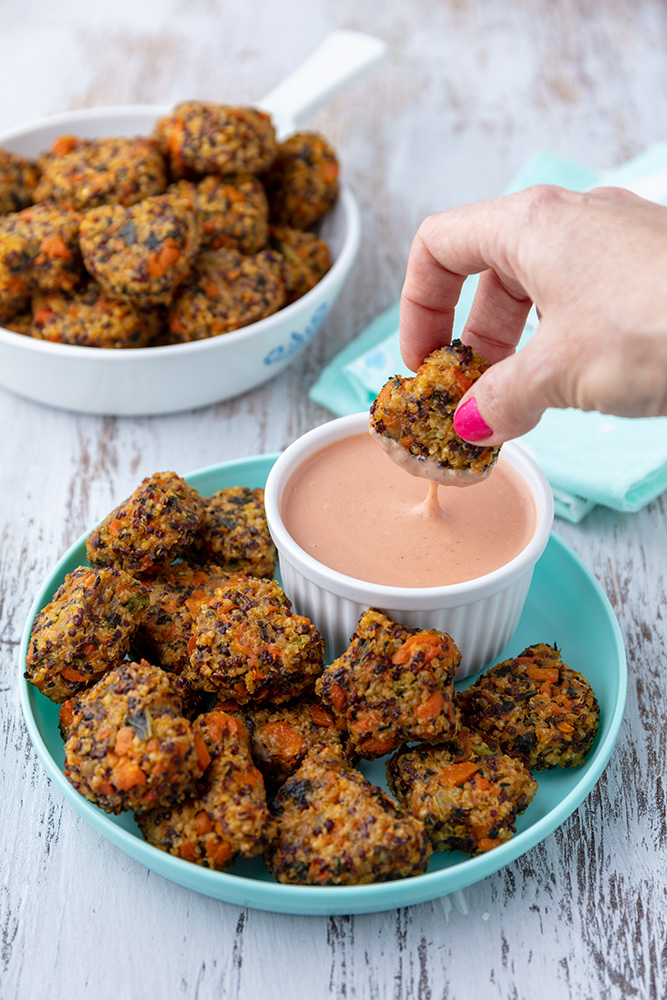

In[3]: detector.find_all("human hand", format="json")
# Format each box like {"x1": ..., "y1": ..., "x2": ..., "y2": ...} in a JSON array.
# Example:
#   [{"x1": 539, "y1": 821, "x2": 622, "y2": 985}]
[{"x1": 399, "y1": 185, "x2": 667, "y2": 444}]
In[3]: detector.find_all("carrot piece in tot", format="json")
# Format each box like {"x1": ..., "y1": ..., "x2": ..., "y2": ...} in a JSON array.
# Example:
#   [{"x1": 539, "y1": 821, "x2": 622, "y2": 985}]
[
  {"x1": 261, "y1": 722, "x2": 306, "y2": 760},
  {"x1": 309, "y1": 703, "x2": 335, "y2": 728},
  {"x1": 112, "y1": 759, "x2": 146, "y2": 790},
  {"x1": 329, "y1": 683, "x2": 346, "y2": 713},
  {"x1": 416, "y1": 691, "x2": 446, "y2": 722},
  {"x1": 392, "y1": 632, "x2": 443, "y2": 666},
  {"x1": 438, "y1": 761, "x2": 480, "y2": 787},
  {"x1": 39, "y1": 234, "x2": 72, "y2": 260},
  {"x1": 114, "y1": 726, "x2": 135, "y2": 755},
  {"x1": 61, "y1": 664, "x2": 88, "y2": 683},
  {"x1": 193, "y1": 734, "x2": 212, "y2": 772}
]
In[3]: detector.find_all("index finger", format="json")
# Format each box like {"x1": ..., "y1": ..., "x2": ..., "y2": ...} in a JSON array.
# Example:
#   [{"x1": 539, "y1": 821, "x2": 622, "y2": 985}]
[{"x1": 399, "y1": 198, "x2": 531, "y2": 371}]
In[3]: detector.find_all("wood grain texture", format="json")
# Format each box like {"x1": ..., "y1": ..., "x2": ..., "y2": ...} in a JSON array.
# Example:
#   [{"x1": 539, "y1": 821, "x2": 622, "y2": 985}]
[{"x1": 2, "y1": 1, "x2": 667, "y2": 998}]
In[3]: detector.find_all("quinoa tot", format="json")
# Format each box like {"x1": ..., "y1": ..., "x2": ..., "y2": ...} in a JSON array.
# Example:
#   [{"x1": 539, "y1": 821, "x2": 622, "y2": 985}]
[
  {"x1": 3, "y1": 311, "x2": 32, "y2": 335},
  {"x1": 133, "y1": 560, "x2": 238, "y2": 674},
  {"x1": 265, "y1": 746, "x2": 431, "y2": 885},
  {"x1": 35, "y1": 133, "x2": 90, "y2": 174},
  {"x1": 370, "y1": 340, "x2": 501, "y2": 485},
  {"x1": 0, "y1": 221, "x2": 30, "y2": 317},
  {"x1": 86, "y1": 471, "x2": 203, "y2": 577},
  {"x1": 0, "y1": 148, "x2": 39, "y2": 215},
  {"x1": 173, "y1": 174, "x2": 269, "y2": 254},
  {"x1": 34, "y1": 135, "x2": 167, "y2": 211},
  {"x1": 268, "y1": 224, "x2": 331, "y2": 304},
  {"x1": 24, "y1": 566, "x2": 148, "y2": 703},
  {"x1": 79, "y1": 193, "x2": 200, "y2": 305},
  {"x1": 186, "y1": 577, "x2": 324, "y2": 704},
  {"x1": 387, "y1": 728, "x2": 538, "y2": 855},
  {"x1": 155, "y1": 102, "x2": 277, "y2": 177},
  {"x1": 457, "y1": 642, "x2": 600, "y2": 770},
  {"x1": 241, "y1": 697, "x2": 353, "y2": 784},
  {"x1": 172, "y1": 674, "x2": 210, "y2": 722},
  {"x1": 63, "y1": 660, "x2": 208, "y2": 814},
  {"x1": 187, "y1": 486, "x2": 277, "y2": 578},
  {"x1": 0, "y1": 202, "x2": 83, "y2": 294},
  {"x1": 137, "y1": 709, "x2": 275, "y2": 868},
  {"x1": 32, "y1": 281, "x2": 160, "y2": 348},
  {"x1": 265, "y1": 132, "x2": 339, "y2": 230},
  {"x1": 168, "y1": 247, "x2": 285, "y2": 342},
  {"x1": 316, "y1": 609, "x2": 461, "y2": 759},
  {"x1": 0, "y1": 283, "x2": 29, "y2": 324}
]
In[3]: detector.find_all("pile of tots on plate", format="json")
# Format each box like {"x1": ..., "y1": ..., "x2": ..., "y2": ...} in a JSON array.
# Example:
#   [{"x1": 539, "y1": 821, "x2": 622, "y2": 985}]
[{"x1": 25, "y1": 468, "x2": 599, "y2": 886}]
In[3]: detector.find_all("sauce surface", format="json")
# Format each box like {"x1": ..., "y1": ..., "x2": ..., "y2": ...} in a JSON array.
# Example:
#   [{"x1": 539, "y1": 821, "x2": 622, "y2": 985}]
[{"x1": 281, "y1": 433, "x2": 536, "y2": 588}]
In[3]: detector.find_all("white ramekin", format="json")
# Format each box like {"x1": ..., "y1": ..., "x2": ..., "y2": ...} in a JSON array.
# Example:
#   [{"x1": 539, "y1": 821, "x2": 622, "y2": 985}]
[{"x1": 264, "y1": 412, "x2": 554, "y2": 678}]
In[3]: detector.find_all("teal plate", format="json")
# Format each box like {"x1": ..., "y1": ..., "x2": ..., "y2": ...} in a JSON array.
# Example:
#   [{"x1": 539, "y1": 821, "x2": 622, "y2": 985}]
[{"x1": 20, "y1": 454, "x2": 627, "y2": 915}]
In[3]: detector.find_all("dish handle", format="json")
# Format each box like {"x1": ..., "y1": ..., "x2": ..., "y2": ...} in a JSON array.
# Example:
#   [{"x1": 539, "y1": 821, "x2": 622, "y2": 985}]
[{"x1": 259, "y1": 30, "x2": 387, "y2": 135}]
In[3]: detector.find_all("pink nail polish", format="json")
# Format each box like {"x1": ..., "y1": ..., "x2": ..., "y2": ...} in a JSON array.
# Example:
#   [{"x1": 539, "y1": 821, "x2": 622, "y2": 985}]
[{"x1": 454, "y1": 397, "x2": 493, "y2": 441}]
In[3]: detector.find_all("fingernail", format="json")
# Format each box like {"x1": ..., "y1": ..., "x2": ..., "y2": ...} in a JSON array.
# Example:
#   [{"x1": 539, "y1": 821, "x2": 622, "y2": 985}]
[{"x1": 454, "y1": 397, "x2": 493, "y2": 441}]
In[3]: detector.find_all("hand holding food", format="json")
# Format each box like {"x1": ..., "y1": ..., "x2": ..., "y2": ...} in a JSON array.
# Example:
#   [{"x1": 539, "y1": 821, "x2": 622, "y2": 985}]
[
  {"x1": 400, "y1": 185, "x2": 667, "y2": 444},
  {"x1": 370, "y1": 339, "x2": 500, "y2": 485}
]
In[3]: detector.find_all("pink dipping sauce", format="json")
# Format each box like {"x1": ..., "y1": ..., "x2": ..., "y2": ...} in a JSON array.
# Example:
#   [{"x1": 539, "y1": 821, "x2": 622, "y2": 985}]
[{"x1": 281, "y1": 433, "x2": 536, "y2": 588}]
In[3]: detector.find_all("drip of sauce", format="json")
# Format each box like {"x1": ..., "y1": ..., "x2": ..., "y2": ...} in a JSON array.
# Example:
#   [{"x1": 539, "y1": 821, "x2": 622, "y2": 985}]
[
  {"x1": 417, "y1": 480, "x2": 443, "y2": 519},
  {"x1": 281, "y1": 433, "x2": 536, "y2": 588}
]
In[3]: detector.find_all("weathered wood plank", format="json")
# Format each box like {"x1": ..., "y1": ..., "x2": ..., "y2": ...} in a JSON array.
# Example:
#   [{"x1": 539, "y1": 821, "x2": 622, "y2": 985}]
[{"x1": 2, "y1": 1, "x2": 667, "y2": 998}]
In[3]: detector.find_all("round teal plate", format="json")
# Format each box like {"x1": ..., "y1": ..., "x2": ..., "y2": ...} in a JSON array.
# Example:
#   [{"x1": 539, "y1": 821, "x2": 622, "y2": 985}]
[{"x1": 20, "y1": 454, "x2": 627, "y2": 915}]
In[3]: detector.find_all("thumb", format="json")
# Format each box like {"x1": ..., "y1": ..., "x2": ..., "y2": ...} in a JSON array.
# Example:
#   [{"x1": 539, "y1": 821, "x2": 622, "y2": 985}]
[{"x1": 453, "y1": 336, "x2": 559, "y2": 445}]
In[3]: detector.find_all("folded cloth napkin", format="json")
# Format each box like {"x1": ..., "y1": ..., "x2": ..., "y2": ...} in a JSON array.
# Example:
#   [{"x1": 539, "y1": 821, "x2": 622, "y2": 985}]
[{"x1": 309, "y1": 146, "x2": 667, "y2": 522}]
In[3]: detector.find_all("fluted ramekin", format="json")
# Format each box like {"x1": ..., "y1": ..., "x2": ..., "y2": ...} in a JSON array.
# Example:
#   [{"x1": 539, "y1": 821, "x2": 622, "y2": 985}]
[{"x1": 264, "y1": 412, "x2": 554, "y2": 678}]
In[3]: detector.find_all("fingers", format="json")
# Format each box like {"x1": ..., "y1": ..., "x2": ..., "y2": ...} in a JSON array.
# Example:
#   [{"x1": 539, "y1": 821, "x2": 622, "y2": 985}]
[
  {"x1": 453, "y1": 326, "x2": 563, "y2": 444},
  {"x1": 461, "y1": 268, "x2": 533, "y2": 364},
  {"x1": 399, "y1": 198, "x2": 531, "y2": 371},
  {"x1": 399, "y1": 184, "x2": 667, "y2": 441},
  {"x1": 399, "y1": 229, "x2": 467, "y2": 372},
  {"x1": 455, "y1": 309, "x2": 667, "y2": 444}
]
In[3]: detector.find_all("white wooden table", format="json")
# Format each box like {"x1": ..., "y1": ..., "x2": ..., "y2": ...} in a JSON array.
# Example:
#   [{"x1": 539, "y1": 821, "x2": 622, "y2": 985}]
[{"x1": 2, "y1": 3, "x2": 666, "y2": 998}]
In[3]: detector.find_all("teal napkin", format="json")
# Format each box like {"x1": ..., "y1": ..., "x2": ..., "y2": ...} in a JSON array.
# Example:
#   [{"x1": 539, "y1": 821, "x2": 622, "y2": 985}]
[{"x1": 310, "y1": 147, "x2": 667, "y2": 522}]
